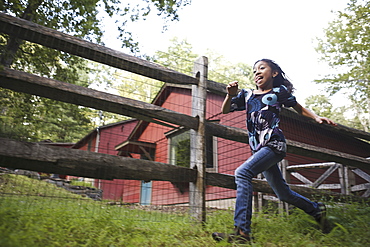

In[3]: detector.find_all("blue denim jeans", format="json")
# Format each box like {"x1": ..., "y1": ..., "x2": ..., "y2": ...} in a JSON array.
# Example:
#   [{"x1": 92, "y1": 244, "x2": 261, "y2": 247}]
[{"x1": 234, "y1": 146, "x2": 320, "y2": 234}]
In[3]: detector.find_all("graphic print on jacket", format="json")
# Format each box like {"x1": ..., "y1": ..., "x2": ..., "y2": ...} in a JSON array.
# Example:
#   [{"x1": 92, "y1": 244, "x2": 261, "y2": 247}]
[{"x1": 230, "y1": 85, "x2": 297, "y2": 154}]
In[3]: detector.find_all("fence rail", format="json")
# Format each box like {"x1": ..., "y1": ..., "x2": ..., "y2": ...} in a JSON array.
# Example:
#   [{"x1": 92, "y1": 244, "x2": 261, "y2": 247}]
[
  {"x1": 1, "y1": 12, "x2": 370, "y2": 223},
  {"x1": 1, "y1": 137, "x2": 368, "y2": 204},
  {"x1": 1, "y1": 67, "x2": 369, "y2": 171}
]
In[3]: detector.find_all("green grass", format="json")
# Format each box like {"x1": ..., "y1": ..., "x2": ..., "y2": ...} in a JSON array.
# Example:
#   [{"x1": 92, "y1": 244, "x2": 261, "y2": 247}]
[
  {"x1": 69, "y1": 179, "x2": 96, "y2": 188},
  {"x1": 0, "y1": 174, "x2": 369, "y2": 246}
]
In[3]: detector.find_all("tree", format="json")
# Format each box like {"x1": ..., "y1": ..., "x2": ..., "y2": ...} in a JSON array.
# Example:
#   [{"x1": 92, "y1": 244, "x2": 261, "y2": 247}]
[
  {"x1": 0, "y1": 0, "x2": 191, "y2": 142},
  {"x1": 0, "y1": 58, "x2": 94, "y2": 142},
  {"x1": 305, "y1": 95, "x2": 334, "y2": 118},
  {"x1": 205, "y1": 50, "x2": 254, "y2": 89},
  {"x1": 153, "y1": 37, "x2": 199, "y2": 76},
  {"x1": 0, "y1": 0, "x2": 191, "y2": 65},
  {"x1": 114, "y1": 71, "x2": 164, "y2": 104},
  {"x1": 304, "y1": 95, "x2": 360, "y2": 128},
  {"x1": 315, "y1": 0, "x2": 369, "y2": 131},
  {"x1": 152, "y1": 37, "x2": 254, "y2": 88}
]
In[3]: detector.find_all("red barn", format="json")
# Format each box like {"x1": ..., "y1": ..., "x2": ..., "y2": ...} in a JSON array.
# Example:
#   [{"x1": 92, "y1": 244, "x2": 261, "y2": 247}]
[
  {"x1": 73, "y1": 83, "x2": 370, "y2": 206},
  {"x1": 70, "y1": 119, "x2": 140, "y2": 201}
]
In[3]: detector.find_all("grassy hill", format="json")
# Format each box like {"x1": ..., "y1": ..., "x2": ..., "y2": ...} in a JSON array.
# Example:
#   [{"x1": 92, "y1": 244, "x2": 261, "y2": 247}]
[{"x1": 0, "y1": 173, "x2": 369, "y2": 246}]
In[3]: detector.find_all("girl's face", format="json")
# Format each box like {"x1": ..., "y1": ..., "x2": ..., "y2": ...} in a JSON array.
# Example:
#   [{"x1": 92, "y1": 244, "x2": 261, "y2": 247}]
[{"x1": 253, "y1": 61, "x2": 278, "y2": 90}]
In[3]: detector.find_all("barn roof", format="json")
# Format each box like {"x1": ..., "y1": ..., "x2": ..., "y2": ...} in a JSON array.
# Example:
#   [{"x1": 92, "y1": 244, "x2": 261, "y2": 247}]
[
  {"x1": 71, "y1": 119, "x2": 137, "y2": 149},
  {"x1": 115, "y1": 83, "x2": 370, "y2": 159}
]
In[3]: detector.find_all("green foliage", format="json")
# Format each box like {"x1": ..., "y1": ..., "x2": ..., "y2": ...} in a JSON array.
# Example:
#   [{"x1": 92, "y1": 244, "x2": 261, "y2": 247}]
[
  {"x1": 0, "y1": 0, "x2": 191, "y2": 142},
  {"x1": 0, "y1": 0, "x2": 190, "y2": 50},
  {"x1": 113, "y1": 70, "x2": 164, "y2": 104},
  {"x1": 175, "y1": 138, "x2": 191, "y2": 168},
  {"x1": 0, "y1": 87, "x2": 94, "y2": 142},
  {"x1": 168, "y1": 131, "x2": 191, "y2": 167},
  {"x1": 152, "y1": 37, "x2": 254, "y2": 88},
  {"x1": 69, "y1": 179, "x2": 95, "y2": 188},
  {"x1": 0, "y1": 42, "x2": 95, "y2": 142},
  {"x1": 205, "y1": 50, "x2": 254, "y2": 89},
  {"x1": 87, "y1": 62, "x2": 132, "y2": 126},
  {"x1": 153, "y1": 37, "x2": 199, "y2": 75},
  {"x1": 305, "y1": 95, "x2": 334, "y2": 118},
  {"x1": 113, "y1": 37, "x2": 254, "y2": 111},
  {"x1": 1, "y1": 174, "x2": 369, "y2": 246},
  {"x1": 305, "y1": 94, "x2": 366, "y2": 130},
  {"x1": 0, "y1": 174, "x2": 207, "y2": 247},
  {"x1": 0, "y1": 174, "x2": 87, "y2": 199},
  {"x1": 315, "y1": 0, "x2": 370, "y2": 131}
]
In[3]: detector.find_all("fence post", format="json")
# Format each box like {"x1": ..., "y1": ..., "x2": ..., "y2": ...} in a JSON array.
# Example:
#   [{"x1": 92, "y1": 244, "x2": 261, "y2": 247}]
[
  {"x1": 278, "y1": 159, "x2": 289, "y2": 214},
  {"x1": 189, "y1": 56, "x2": 208, "y2": 223}
]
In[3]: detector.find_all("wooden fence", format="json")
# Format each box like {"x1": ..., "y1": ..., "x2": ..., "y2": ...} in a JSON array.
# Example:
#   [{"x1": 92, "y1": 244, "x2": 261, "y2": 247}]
[{"x1": 0, "y1": 13, "x2": 370, "y2": 222}]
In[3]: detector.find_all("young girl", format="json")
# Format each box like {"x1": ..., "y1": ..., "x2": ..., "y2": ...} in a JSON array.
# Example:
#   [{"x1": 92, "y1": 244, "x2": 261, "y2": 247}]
[{"x1": 212, "y1": 59, "x2": 337, "y2": 243}]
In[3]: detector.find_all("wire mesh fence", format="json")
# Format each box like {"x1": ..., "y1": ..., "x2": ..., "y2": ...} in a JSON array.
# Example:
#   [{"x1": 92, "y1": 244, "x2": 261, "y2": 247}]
[{"x1": 1, "y1": 12, "x2": 370, "y2": 227}]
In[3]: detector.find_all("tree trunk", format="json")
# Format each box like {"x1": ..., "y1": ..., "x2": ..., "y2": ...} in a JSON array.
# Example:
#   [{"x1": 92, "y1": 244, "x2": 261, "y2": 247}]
[{"x1": 0, "y1": 0, "x2": 43, "y2": 66}]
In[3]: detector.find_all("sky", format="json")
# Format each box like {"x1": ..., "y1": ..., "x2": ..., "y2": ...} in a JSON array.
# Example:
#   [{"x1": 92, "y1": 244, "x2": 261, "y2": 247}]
[{"x1": 102, "y1": 0, "x2": 350, "y2": 105}]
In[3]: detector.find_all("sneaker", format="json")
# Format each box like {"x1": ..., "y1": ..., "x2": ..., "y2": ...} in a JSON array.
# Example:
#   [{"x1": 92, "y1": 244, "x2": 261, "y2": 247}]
[
  {"x1": 212, "y1": 227, "x2": 252, "y2": 244},
  {"x1": 314, "y1": 202, "x2": 332, "y2": 234}
]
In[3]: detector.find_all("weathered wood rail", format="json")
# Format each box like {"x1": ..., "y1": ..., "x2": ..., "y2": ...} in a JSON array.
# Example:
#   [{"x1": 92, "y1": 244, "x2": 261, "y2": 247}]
[
  {"x1": 1, "y1": 67, "x2": 369, "y2": 171},
  {"x1": 1, "y1": 137, "x2": 368, "y2": 203},
  {"x1": 0, "y1": 12, "x2": 370, "y2": 209},
  {"x1": 2, "y1": 12, "x2": 369, "y2": 142},
  {"x1": 1, "y1": 12, "x2": 369, "y2": 138}
]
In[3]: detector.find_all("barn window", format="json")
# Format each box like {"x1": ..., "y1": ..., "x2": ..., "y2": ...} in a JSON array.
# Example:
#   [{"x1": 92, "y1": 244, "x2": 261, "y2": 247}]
[
  {"x1": 169, "y1": 131, "x2": 190, "y2": 168},
  {"x1": 166, "y1": 128, "x2": 218, "y2": 172}
]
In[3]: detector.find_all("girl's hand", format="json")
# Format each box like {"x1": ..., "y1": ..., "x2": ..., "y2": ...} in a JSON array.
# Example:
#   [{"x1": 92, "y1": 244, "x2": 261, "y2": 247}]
[
  {"x1": 227, "y1": 81, "x2": 239, "y2": 96},
  {"x1": 293, "y1": 103, "x2": 337, "y2": 126},
  {"x1": 222, "y1": 81, "x2": 239, "y2": 114},
  {"x1": 315, "y1": 116, "x2": 337, "y2": 126}
]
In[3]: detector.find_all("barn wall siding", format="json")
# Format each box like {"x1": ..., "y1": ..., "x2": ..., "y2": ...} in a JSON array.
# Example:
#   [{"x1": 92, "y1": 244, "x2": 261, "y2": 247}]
[{"x1": 72, "y1": 86, "x2": 370, "y2": 204}]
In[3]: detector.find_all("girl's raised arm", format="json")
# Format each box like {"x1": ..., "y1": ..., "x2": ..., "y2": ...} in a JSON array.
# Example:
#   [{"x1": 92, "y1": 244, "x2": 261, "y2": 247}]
[
  {"x1": 293, "y1": 103, "x2": 337, "y2": 126},
  {"x1": 221, "y1": 81, "x2": 239, "y2": 114}
]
